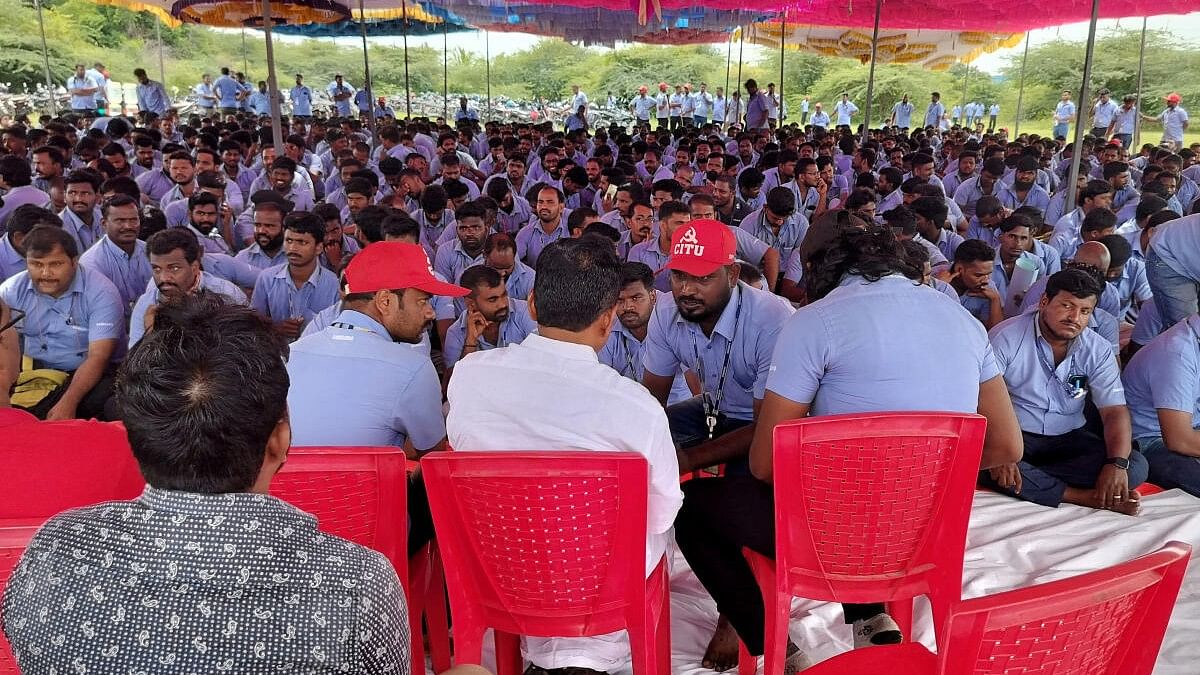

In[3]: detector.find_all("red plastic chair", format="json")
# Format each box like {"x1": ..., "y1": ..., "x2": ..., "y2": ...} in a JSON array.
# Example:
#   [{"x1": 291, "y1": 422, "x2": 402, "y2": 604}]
[
  {"x1": 798, "y1": 541, "x2": 1192, "y2": 674},
  {"x1": 0, "y1": 520, "x2": 44, "y2": 673},
  {"x1": 0, "y1": 419, "x2": 145, "y2": 519},
  {"x1": 422, "y1": 451, "x2": 671, "y2": 675},
  {"x1": 268, "y1": 446, "x2": 451, "y2": 673},
  {"x1": 737, "y1": 412, "x2": 988, "y2": 675}
]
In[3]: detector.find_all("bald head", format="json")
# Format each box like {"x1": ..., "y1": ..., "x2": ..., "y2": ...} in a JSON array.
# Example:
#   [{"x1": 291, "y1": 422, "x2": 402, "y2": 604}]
[{"x1": 1073, "y1": 241, "x2": 1111, "y2": 272}]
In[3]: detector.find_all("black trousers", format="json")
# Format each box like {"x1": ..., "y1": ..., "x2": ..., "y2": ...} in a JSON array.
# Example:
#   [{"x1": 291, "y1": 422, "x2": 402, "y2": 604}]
[
  {"x1": 675, "y1": 475, "x2": 884, "y2": 655},
  {"x1": 408, "y1": 472, "x2": 435, "y2": 558}
]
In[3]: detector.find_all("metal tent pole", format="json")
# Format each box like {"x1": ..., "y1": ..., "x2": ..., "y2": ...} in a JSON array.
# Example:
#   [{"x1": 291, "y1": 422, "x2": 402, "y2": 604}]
[
  {"x1": 724, "y1": 29, "x2": 733, "y2": 106},
  {"x1": 1133, "y1": 16, "x2": 1148, "y2": 148},
  {"x1": 442, "y1": 20, "x2": 449, "y2": 120},
  {"x1": 241, "y1": 28, "x2": 249, "y2": 73},
  {"x1": 262, "y1": 0, "x2": 284, "y2": 156},
  {"x1": 156, "y1": 19, "x2": 166, "y2": 85},
  {"x1": 1013, "y1": 33, "x2": 1031, "y2": 136},
  {"x1": 862, "y1": 0, "x2": 883, "y2": 134},
  {"x1": 485, "y1": 29, "x2": 492, "y2": 119},
  {"x1": 736, "y1": 24, "x2": 744, "y2": 116},
  {"x1": 34, "y1": 0, "x2": 55, "y2": 115},
  {"x1": 358, "y1": 0, "x2": 377, "y2": 142},
  {"x1": 1064, "y1": 0, "x2": 1101, "y2": 219},
  {"x1": 401, "y1": 0, "x2": 411, "y2": 118},
  {"x1": 778, "y1": 11, "x2": 785, "y2": 123}
]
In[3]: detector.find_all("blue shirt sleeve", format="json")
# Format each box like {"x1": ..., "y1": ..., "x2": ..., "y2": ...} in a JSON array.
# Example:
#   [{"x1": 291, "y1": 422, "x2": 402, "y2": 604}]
[
  {"x1": 250, "y1": 274, "x2": 272, "y2": 319},
  {"x1": 442, "y1": 320, "x2": 466, "y2": 369},
  {"x1": 85, "y1": 274, "x2": 126, "y2": 344},
  {"x1": 392, "y1": 360, "x2": 447, "y2": 451},
  {"x1": 641, "y1": 299, "x2": 683, "y2": 379},
  {"x1": 764, "y1": 310, "x2": 827, "y2": 405},
  {"x1": 1083, "y1": 332, "x2": 1125, "y2": 409}
]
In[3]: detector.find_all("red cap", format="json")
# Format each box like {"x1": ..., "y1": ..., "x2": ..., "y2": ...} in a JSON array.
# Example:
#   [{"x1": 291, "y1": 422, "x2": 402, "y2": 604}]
[
  {"x1": 344, "y1": 242, "x2": 468, "y2": 297},
  {"x1": 666, "y1": 219, "x2": 737, "y2": 277},
  {"x1": 1165, "y1": 92, "x2": 1182, "y2": 104}
]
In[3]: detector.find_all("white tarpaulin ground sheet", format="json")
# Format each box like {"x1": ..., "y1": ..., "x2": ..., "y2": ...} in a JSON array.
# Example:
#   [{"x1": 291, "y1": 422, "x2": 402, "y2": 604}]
[{"x1": 435, "y1": 489, "x2": 1200, "y2": 674}]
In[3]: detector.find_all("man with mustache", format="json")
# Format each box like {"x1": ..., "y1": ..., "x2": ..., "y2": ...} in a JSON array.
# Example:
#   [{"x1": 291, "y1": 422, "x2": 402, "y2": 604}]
[
  {"x1": 434, "y1": 201, "x2": 488, "y2": 284},
  {"x1": 234, "y1": 190, "x2": 289, "y2": 270},
  {"x1": 249, "y1": 211, "x2": 339, "y2": 339},
  {"x1": 77, "y1": 194, "x2": 150, "y2": 317},
  {"x1": 983, "y1": 268, "x2": 1147, "y2": 515},
  {"x1": 60, "y1": 170, "x2": 104, "y2": 252},
  {"x1": 442, "y1": 264, "x2": 536, "y2": 375},
  {"x1": 0, "y1": 225, "x2": 124, "y2": 420},
  {"x1": 128, "y1": 228, "x2": 245, "y2": 346},
  {"x1": 516, "y1": 185, "x2": 570, "y2": 267}
]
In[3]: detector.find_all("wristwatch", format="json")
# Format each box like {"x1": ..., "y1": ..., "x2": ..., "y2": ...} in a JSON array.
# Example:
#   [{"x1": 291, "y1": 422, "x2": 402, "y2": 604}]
[{"x1": 1104, "y1": 457, "x2": 1131, "y2": 470}]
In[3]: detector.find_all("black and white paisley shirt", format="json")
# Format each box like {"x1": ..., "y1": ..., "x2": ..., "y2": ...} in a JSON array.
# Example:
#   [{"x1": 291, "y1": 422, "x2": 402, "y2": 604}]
[{"x1": 1, "y1": 487, "x2": 409, "y2": 674}]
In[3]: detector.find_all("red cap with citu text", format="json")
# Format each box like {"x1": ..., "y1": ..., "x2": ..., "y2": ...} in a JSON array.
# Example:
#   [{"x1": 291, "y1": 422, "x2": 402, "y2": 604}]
[{"x1": 665, "y1": 219, "x2": 737, "y2": 277}]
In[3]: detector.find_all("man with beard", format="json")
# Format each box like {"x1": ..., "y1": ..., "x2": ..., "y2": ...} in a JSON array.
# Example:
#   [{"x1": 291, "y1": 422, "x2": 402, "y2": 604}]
[
  {"x1": 441, "y1": 264, "x2": 536, "y2": 373},
  {"x1": 0, "y1": 226, "x2": 124, "y2": 420},
  {"x1": 485, "y1": 178, "x2": 532, "y2": 235},
  {"x1": 218, "y1": 139, "x2": 255, "y2": 197},
  {"x1": 250, "y1": 211, "x2": 338, "y2": 339},
  {"x1": 629, "y1": 200, "x2": 689, "y2": 289},
  {"x1": 264, "y1": 156, "x2": 315, "y2": 212},
  {"x1": 184, "y1": 192, "x2": 233, "y2": 255},
  {"x1": 60, "y1": 170, "x2": 104, "y2": 252},
  {"x1": 711, "y1": 175, "x2": 753, "y2": 227},
  {"x1": 128, "y1": 228, "x2": 245, "y2": 345},
  {"x1": 617, "y1": 199, "x2": 654, "y2": 259},
  {"x1": 286, "y1": 241, "x2": 466, "y2": 452},
  {"x1": 954, "y1": 156, "x2": 1007, "y2": 219},
  {"x1": 434, "y1": 153, "x2": 480, "y2": 200},
  {"x1": 434, "y1": 201, "x2": 488, "y2": 283},
  {"x1": 983, "y1": 268, "x2": 1146, "y2": 515},
  {"x1": 234, "y1": 190, "x2": 289, "y2": 269},
  {"x1": 157, "y1": 151, "x2": 199, "y2": 208},
  {"x1": 78, "y1": 194, "x2": 151, "y2": 316},
  {"x1": 516, "y1": 185, "x2": 570, "y2": 267},
  {"x1": 31, "y1": 146, "x2": 64, "y2": 195},
  {"x1": 162, "y1": 171, "x2": 235, "y2": 232},
  {"x1": 998, "y1": 156, "x2": 1052, "y2": 215},
  {"x1": 599, "y1": 182, "x2": 642, "y2": 230},
  {"x1": 950, "y1": 238, "x2": 1005, "y2": 329},
  {"x1": 642, "y1": 218, "x2": 793, "y2": 476},
  {"x1": 483, "y1": 232, "x2": 535, "y2": 301}
]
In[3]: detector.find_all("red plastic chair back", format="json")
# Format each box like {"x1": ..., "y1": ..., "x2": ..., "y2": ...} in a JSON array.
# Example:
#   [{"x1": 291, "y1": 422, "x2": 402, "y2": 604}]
[
  {"x1": 771, "y1": 412, "x2": 987, "y2": 607},
  {"x1": 422, "y1": 451, "x2": 650, "y2": 638},
  {"x1": 0, "y1": 520, "x2": 47, "y2": 673},
  {"x1": 939, "y1": 541, "x2": 1192, "y2": 675},
  {"x1": 267, "y1": 446, "x2": 408, "y2": 582},
  {"x1": 0, "y1": 419, "x2": 145, "y2": 519}
]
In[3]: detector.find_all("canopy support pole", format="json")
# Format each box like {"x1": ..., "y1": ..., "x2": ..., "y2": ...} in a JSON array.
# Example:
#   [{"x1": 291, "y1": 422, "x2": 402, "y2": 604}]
[
  {"x1": 358, "y1": 0, "x2": 377, "y2": 143},
  {"x1": 724, "y1": 29, "x2": 732, "y2": 109},
  {"x1": 862, "y1": 0, "x2": 883, "y2": 134},
  {"x1": 442, "y1": 20, "x2": 449, "y2": 121},
  {"x1": 960, "y1": 64, "x2": 969, "y2": 115},
  {"x1": 736, "y1": 24, "x2": 744, "y2": 121},
  {"x1": 241, "y1": 28, "x2": 249, "y2": 74},
  {"x1": 1133, "y1": 16, "x2": 1148, "y2": 148},
  {"x1": 1013, "y1": 32, "x2": 1030, "y2": 136},
  {"x1": 34, "y1": 0, "x2": 55, "y2": 115},
  {"x1": 778, "y1": 11, "x2": 785, "y2": 123},
  {"x1": 485, "y1": 29, "x2": 492, "y2": 119},
  {"x1": 262, "y1": 0, "x2": 284, "y2": 156},
  {"x1": 401, "y1": 0, "x2": 411, "y2": 118},
  {"x1": 1064, "y1": 0, "x2": 1100, "y2": 220},
  {"x1": 155, "y1": 19, "x2": 165, "y2": 85}
]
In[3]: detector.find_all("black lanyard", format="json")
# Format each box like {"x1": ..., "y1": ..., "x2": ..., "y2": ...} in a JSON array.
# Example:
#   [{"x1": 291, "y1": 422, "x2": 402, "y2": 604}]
[
  {"x1": 1033, "y1": 318, "x2": 1084, "y2": 400},
  {"x1": 619, "y1": 333, "x2": 638, "y2": 380},
  {"x1": 690, "y1": 294, "x2": 743, "y2": 439}
]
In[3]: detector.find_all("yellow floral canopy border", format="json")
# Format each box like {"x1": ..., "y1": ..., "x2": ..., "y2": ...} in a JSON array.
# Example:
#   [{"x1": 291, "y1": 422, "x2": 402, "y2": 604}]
[
  {"x1": 88, "y1": 0, "x2": 449, "y2": 27},
  {"x1": 749, "y1": 22, "x2": 1024, "y2": 69}
]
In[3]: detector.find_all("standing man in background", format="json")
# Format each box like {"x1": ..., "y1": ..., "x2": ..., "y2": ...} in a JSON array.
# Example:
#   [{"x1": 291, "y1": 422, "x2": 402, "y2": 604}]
[
  {"x1": 66, "y1": 64, "x2": 100, "y2": 116},
  {"x1": 890, "y1": 94, "x2": 914, "y2": 129},
  {"x1": 1054, "y1": 90, "x2": 1077, "y2": 140},
  {"x1": 988, "y1": 102, "x2": 1000, "y2": 133},
  {"x1": 1091, "y1": 89, "x2": 1118, "y2": 139},
  {"x1": 290, "y1": 74, "x2": 313, "y2": 119},
  {"x1": 327, "y1": 74, "x2": 355, "y2": 117},
  {"x1": 133, "y1": 68, "x2": 170, "y2": 119},
  {"x1": 193, "y1": 73, "x2": 217, "y2": 115},
  {"x1": 834, "y1": 92, "x2": 858, "y2": 129},
  {"x1": 85, "y1": 62, "x2": 108, "y2": 114},
  {"x1": 800, "y1": 96, "x2": 810, "y2": 125}
]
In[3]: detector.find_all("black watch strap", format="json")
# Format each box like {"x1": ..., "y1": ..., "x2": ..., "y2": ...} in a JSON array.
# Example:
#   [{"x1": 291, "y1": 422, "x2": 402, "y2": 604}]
[{"x1": 1105, "y1": 456, "x2": 1131, "y2": 470}]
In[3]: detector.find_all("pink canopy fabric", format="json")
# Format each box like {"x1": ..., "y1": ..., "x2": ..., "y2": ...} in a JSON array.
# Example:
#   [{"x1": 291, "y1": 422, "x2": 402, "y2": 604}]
[{"x1": 512, "y1": 0, "x2": 1197, "y2": 32}]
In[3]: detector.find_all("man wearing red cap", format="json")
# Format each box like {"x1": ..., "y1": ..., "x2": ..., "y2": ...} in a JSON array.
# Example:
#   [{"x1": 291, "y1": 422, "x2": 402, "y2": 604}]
[
  {"x1": 1143, "y1": 93, "x2": 1189, "y2": 150},
  {"x1": 287, "y1": 240, "x2": 466, "y2": 449},
  {"x1": 631, "y1": 85, "x2": 655, "y2": 125},
  {"x1": 655, "y1": 82, "x2": 671, "y2": 130}
]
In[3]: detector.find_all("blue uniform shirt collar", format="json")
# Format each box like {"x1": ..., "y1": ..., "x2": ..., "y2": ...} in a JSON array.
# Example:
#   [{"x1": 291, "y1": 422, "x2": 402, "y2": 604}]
[
  {"x1": 331, "y1": 308, "x2": 390, "y2": 339},
  {"x1": 273, "y1": 261, "x2": 326, "y2": 287}
]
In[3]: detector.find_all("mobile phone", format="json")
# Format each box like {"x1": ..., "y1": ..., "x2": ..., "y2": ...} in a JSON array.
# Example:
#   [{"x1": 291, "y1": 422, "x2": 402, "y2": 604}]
[{"x1": 605, "y1": 184, "x2": 618, "y2": 201}]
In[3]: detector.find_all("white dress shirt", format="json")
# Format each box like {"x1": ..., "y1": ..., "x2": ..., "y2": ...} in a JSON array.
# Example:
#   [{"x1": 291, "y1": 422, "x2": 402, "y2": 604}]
[{"x1": 446, "y1": 333, "x2": 683, "y2": 672}]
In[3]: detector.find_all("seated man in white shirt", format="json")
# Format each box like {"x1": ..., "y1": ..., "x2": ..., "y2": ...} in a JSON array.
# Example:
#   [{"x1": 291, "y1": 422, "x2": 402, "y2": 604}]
[{"x1": 446, "y1": 235, "x2": 683, "y2": 675}]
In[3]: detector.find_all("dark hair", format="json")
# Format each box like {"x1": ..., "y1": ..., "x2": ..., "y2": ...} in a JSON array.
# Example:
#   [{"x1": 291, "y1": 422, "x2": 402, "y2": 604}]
[
  {"x1": 380, "y1": 212, "x2": 420, "y2": 241},
  {"x1": 1079, "y1": 179, "x2": 1113, "y2": 206},
  {"x1": 146, "y1": 227, "x2": 201, "y2": 264},
  {"x1": 1102, "y1": 161, "x2": 1129, "y2": 180},
  {"x1": 804, "y1": 226, "x2": 910, "y2": 301},
  {"x1": 654, "y1": 200, "x2": 688, "y2": 222},
  {"x1": 620, "y1": 261, "x2": 655, "y2": 290},
  {"x1": 443, "y1": 180, "x2": 470, "y2": 201},
  {"x1": 188, "y1": 191, "x2": 219, "y2": 212},
  {"x1": 6, "y1": 205, "x2": 62, "y2": 235},
  {"x1": 0, "y1": 155, "x2": 32, "y2": 187},
  {"x1": 343, "y1": 177, "x2": 372, "y2": 198},
  {"x1": 566, "y1": 207, "x2": 598, "y2": 234},
  {"x1": 899, "y1": 239, "x2": 931, "y2": 281},
  {"x1": 845, "y1": 188, "x2": 877, "y2": 211},
  {"x1": 421, "y1": 184, "x2": 448, "y2": 213},
  {"x1": 1044, "y1": 268, "x2": 1103, "y2": 304},
  {"x1": 355, "y1": 205, "x2": 393, "y2": 243},
  {"x1": 22, "y1": 225, "x2": 79, "y2": 259},
  {"x1": 765, "y1": 186, "x2": 796, "y2": 217},
  {"x1": 954, "y1": 238, "x2": 995, "y2": 265},
  {"x1": 283, "y1": 211, "x2": 325, "y2": 244},
  {"x1": 459, "y1": 264, "x2": 504, "y2": 298},
  {"x1": 975, "y1": 195, "x2": 1004, "y2": 218},
  {"x1": 64, "y1": 169, "x2": 102, "y2": 191},
  {"x1": 882, "y1": 205, "x2": 918, "y2": 236},
  {"x1": 582, "y1": 222, "x2": 620, "y2": 243},
  {"x1": 1081, "y1": 208, "x2": 1117, "y2": 234},
  {"x1": 456, "y1": 200, "x2": 487, "y2": 223},
  {"x1": 910, "y1": 196, "x2": 948, "y2": 228},
  {"x1": 981, "y1": 157, "x2": 1007, "y2": 177},
  {"x1": 532, "y1": 236, "x2": 622, "y2": 331},
  {"x1": 1099, "y1": 233, "x2": 1132, "y2": 269},
  {"x1": 116, "y1": 293, "x2": 289, "y2": 493},
  {"x1": 997, "y1": 213, "x2": 1035, "y2": 233},
  {"x1": 1135, "y1": 195, "x2": 1168, "y2": 222},
  {"x1": 1147, "y1": 210, "x2": 1180, "y2": 228},
  {"x1": 101, "y1": 194, "x2": 138, "y2": 218}
]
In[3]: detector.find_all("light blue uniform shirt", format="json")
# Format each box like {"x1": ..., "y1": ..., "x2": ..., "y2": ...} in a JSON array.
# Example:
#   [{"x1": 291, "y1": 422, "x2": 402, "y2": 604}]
[
  {"x1": 892, "y1": 101, "x2": 914, "y2": 128},
  {"x1": 0, "y1": 185, "x2": 51, "y2": 225},
  {"x1": 59, "y1": 207, "x2": 104, "y2": 252},
  {"x1": 0, "y1": 265, "x2": 125, "y2": 371},
  {"x1": 326, "y1": 82, "x2": 355, "y2": 116},
  {"x1": 739, "y1": 207, "x2": 810, "y2": 264},
  {"x1": 996, "y1": 183, "x2": 1051, "y2": 215},
  {"x1": 213, "y1": 75, "x2": 241, "y2": 108},
  {"x1": 924, "y1": 101, "x2": 944, "y2": 128},
  {"x1": 767, "y1": 274, "x2": 998, "y2": 415},
  {"x1": 952, "y1": 175, "x2": 998, "y2": 219},
  {"x1": 1110, "y1": 256, "x2": 1151, "y2": 318},
  {"x1": 1148, "y1": 214, "x2": 1200, "y2": 280},
  {"x1": 234, "y1": 243, "x2": 286, "y2": 271},
  {"x1": 246, "y1": 91, "x2": 271, "y2": 116},
  {"x1": 127, "y1": 272, "x2": 245, "y2": 346},
  {"x1": 66, "y1": 75, "x2": 99, "y2": 110},
  {"x1": 136, "y1": 81, "x2": 170, "y2": 116},
  {"x1": 433, "y1": 239, "x2": 484, "y2": 285},
  {"x1": 289, "y1": 85, "x2": 312, "y2": 116},
  {"x1": 78, "y1": 236, "x2": 151, "y2": 315},
  {"x1": 442, "y1": 298, "x2": 537, "y2": 370},
  {"x1": 286, "y1": 309, "x2": 446, "y2": 451},
  {"x1": 515, "y1": 214, "x2": 571, "y2": 267},
  {"x1": 989, "y1": 309, "x2": 1125, "y2": 436},
  {"x1": 599, "y1": 308, "x2": 693, "y2": 405},
  {"x1": 505, "y1": 260, "x2": 536, "y2": 300},
  {"x1": 1123, "y1": 316, "x2": 1200, "y2": 440},
  {"x1": 0, "y1": 235, "x2": 25, "y2": 282},
  {"x1": 626, "y1": 239, "x2": 672, "y2": 292},
  {"x1": 643, "y1": 283, "x2": 793, "y2": 421},
  {"x1": 135, "y1": 170, "x2": 174, "y2": 203},
  {"x1": 249, "y1": 262, "x2": 339, "y2": 328},
  {"x1": 203, "y1": 252, "x2": 261, "y2": 289}
]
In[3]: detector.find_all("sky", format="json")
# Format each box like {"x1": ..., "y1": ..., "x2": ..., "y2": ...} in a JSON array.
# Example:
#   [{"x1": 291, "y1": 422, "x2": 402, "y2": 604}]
[{"x1": 272, "y1": 12, "x2": 1200, "y2": 77}]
